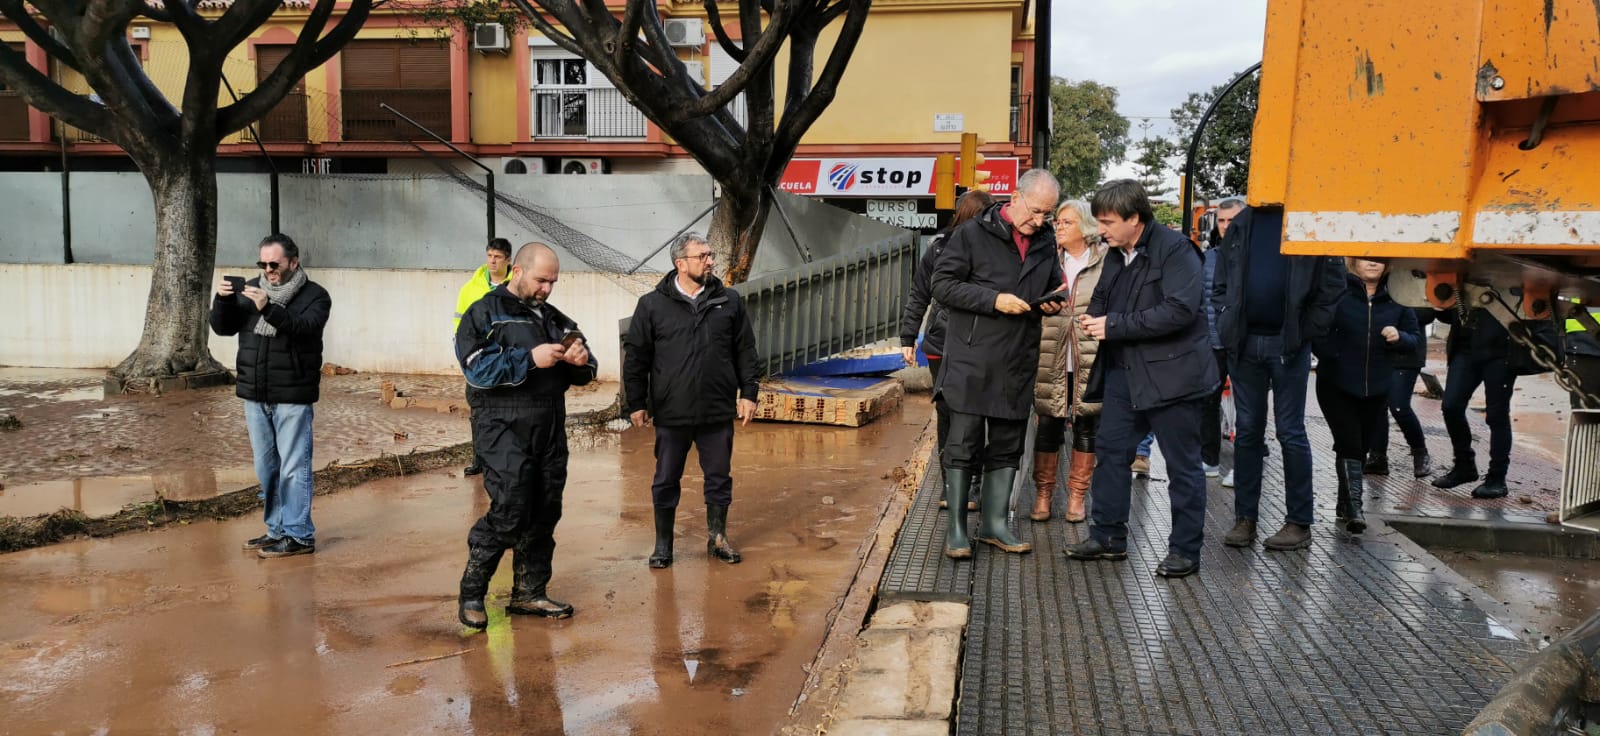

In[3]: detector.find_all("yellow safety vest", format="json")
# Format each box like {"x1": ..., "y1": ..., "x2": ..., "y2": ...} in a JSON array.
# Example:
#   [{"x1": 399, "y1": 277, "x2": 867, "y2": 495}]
[{"x1": 454, "y1": 265, "x2": 509, "y2": 331}]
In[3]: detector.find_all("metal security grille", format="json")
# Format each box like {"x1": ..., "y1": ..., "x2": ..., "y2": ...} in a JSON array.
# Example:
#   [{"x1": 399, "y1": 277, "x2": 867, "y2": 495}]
[
  {"x1": 1560, "y1": 410, "x2": 1600, "y2": 530},
  {"x1": 737, "y1": 231, "x2": 916, "y2": 377}
]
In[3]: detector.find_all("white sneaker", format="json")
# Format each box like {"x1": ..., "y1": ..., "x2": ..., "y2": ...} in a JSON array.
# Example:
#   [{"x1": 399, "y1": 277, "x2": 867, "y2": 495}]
[
  {"x1": 1221, "y1": 470, "x2": 1235, "y2": 488},
  {"x1": 1203, "y1": 463, "x2": 1221, "y2": 478}
]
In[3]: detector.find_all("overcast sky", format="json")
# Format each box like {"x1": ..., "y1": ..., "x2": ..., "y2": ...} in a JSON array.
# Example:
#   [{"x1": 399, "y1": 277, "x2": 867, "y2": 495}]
[{"x1": 1050, "y1": 0, "x2": 1268, "y2": 177}]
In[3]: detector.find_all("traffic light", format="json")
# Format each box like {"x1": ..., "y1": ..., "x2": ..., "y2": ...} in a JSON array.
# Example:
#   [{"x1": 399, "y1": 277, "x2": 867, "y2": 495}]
[
  {"x1": 934, "y1": 153, "x2": 957, "y2": 210},
  {"x1": 959, "y1": 133, "x2": 990, "y2": 192}
]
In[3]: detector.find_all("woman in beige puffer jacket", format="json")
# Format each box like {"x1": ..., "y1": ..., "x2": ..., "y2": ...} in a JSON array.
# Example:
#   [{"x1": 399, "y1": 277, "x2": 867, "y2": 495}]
[{"x1": 1030, "y1": 199, "x2": 1108, "y2": 522}]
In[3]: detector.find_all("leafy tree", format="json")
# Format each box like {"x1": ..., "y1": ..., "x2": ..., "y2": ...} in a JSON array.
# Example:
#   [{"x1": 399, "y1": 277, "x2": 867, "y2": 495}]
[
  {"x1": 1167, "y1": 69, "x2": 1258, "y2": 200},
  {"x1": 1131, "y1": 136, "x2": 1179, "y2": 198},
  {"x1": 1152, "y1": 202, "x2": 1182, "y2": 228},
  {"x1": 0, "y1": 0, "x2": 374, "y2": 386},
  {"x1": 439, "y1": 0, "x2": 873, "y2": 284},
  {"x1": 1047, "y1": 77, "x2": 1129, "y2": 198}
]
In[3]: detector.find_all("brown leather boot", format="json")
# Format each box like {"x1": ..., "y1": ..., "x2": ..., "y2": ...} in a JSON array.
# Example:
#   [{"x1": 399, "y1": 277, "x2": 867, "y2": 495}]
[
  {"x1": 1065, "y1": 450, "x2": 1094, "y2": 523},
  {"x1": 1030, "y1": 451, "x2": 1059, "y2": 521}
]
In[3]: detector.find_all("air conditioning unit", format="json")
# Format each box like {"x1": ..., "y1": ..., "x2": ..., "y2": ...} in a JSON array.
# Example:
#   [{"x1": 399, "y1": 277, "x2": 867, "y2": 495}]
[
  {"x1": 663, "y1": 18, "x2": 705, "y2": 47},
  {"x1": 501, "y1": 157, "x2": 544, "y2": 175},
  {"x1": 560, "y1": 158, "x2": 603, "y2": 175},
  {"x1": 473, "y1": 23, "x2": 510, "y2": 53}
]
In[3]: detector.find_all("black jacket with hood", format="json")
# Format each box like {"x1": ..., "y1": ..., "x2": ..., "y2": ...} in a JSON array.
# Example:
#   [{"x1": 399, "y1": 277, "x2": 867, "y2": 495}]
[
  {"x1": 455, "y1": 284, "x2": 597, "y2": 409},
  {"x1": 209, "y1": 275, "x2": 331, "y2": 405},
  {"x1": 900, "y1": 230, "x2": 954, "y2": 357},
  {"x1": 1212, "y1": 206, "x2": 1346, "y2": 358},
  {"x1": 623, "y1": 272, "x2": 761, "y2": 427},
  {"x1": 931, "y1": 203, "x2": 1064, "y2": 420}
]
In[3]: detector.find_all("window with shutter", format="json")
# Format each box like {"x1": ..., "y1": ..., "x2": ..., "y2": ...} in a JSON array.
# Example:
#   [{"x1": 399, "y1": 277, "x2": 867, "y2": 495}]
[
  {"x1": 340, "y1": 40, "x2": 452, "y2": 140},
  {"x1": 529, "y1": 46, "x2": 643, "y2": 139},
  {"x1": 254, "y1": 45, "x2": 308, "y2": 142},
  {"x1": 0, "y1": 43, "x2": 29, "y2": 141}
]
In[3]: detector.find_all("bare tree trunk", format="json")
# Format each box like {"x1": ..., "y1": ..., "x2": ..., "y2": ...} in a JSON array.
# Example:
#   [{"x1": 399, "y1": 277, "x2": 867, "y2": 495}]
[
  {"x1": 708, "y1": 185, "x2": 773, "y2": 285},
  {"x1": 112, "y1": 149, "x2": 224, "y2": 381}
]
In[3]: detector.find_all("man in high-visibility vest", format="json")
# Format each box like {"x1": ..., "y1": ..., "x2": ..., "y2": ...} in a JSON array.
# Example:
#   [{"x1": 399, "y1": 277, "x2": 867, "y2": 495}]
[
  {"x1": 455, "y1": 238, "x2": 513, "y2": 475},
  {"x1": 1564, "y1": 298, "x2": 1600, "y2": 410}
]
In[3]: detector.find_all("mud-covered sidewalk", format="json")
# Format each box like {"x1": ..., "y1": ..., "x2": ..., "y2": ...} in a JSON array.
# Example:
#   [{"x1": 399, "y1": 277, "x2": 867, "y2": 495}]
[{"x1": 0, "y1": 379, "x2": 931, "y2": 734}]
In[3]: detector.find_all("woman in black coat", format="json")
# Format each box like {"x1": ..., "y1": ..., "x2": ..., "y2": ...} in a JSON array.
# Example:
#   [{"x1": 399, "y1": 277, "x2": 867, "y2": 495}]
[
  {"x1": 1366, "y1": 306, "x2": 1436, "y2": 477},
  {"x1": 1311, "y1": 258, "x2": 1422, "y2": 534}
]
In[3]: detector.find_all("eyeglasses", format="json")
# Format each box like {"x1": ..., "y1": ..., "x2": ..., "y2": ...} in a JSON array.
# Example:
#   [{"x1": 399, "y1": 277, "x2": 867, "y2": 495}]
[
  {"x1": 256, "y1": 261, "x2": 284, "y2": 271},
  {"x1": 680, "y1": 253, "x2": 715, "y2": 262}
]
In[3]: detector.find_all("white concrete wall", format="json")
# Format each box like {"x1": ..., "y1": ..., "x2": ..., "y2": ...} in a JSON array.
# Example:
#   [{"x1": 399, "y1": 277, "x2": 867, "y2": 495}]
[{"x1": 0, "y1": 264, "x2": 651, "y2": 381}]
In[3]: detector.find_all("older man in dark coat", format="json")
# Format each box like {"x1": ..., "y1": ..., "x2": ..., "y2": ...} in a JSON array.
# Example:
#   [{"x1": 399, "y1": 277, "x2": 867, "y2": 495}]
[
  {"x1": 931, "y1": 169, "x2": 1065, "y2": 558},
  {"x1": 1065, "y1": 179, "x2": 1219, "y2": 578}
]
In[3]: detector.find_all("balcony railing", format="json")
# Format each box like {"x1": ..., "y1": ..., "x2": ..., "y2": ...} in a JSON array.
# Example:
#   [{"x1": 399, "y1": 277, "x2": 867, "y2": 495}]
[
  {"x1": 0, "y1": 94, "x2": 28, "y2": 141},
  {"x1": 255, "y1": 92, "x2": 308, "y2": 142},
  {"x1": 533, "y1": 87, "x2": 646, "y2": 139},
  {"x1": 1010, "y1": 94, "x2": 1032, "y2": 146},
  {"x1": 341, "y1": 88, "x2": 451, "y2": 141}
]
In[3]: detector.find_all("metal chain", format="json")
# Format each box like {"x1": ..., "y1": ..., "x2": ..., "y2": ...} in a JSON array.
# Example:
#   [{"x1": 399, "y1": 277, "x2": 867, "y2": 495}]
[{"x1": 1476, "y1": 287, "x2": 1600, "y2": 407}]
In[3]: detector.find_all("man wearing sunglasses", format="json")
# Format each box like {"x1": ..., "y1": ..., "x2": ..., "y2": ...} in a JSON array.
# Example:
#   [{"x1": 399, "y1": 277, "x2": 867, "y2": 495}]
[{"x1": 210, "y1": 233, "x2": 332, "y2": 559}]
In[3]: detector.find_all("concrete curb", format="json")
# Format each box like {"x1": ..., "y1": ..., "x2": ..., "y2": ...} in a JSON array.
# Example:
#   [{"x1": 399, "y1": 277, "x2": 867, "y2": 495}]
[{"x1": 1382, "y1": 514, "x2": 1600, "y2": 560}]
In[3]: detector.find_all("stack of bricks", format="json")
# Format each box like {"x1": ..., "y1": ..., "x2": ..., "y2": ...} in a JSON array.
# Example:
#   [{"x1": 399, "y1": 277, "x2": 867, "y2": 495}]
[{"x1": 755, "y1": 378, "x2": 903, "y2": 427}]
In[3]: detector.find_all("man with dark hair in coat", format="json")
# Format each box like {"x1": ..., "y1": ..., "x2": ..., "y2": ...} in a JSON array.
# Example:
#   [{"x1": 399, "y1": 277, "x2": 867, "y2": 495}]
[
  {"x1": 931, "y1": 168, "x2": 1065, "y2": 559},
  {"x1": 453, "y1": 242, "x2": 597, "y2": 629},
  {"x1": 211, "y1": 233, "x2": 331, "y2": 559},
  {"x1": 1212, "y1": 206, "x2": 1345, "y2": 551},
  {"x1": 623, "y1": 232, "x2": 761, "y2": 570},
  {"x1": 1064, "y1": 179, "x2": 1219, "y2": 578}
]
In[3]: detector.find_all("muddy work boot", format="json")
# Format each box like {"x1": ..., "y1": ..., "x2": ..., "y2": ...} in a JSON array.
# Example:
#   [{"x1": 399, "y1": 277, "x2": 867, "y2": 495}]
[
  {"x1": 507, "y1": 541, "x2": 574, "y2": 619},
  {"x1": 943, "y1": 467, "x2": 974, "y2": 559},
  {"x1": 457, "y1": 545, "x2": 504, "y2": 630},
  {"x1": 1031, "y1": 451, "x2": 1059, "y2": 521},
  {"x1": 706, "y1": 504, "x2": 741, "y2": 564},
  {"x1": 1263, "y1": 523, "x2": 1312, "y2": 551},
  {"x1": 1222, "y1": 518, "x2": 1257, "y2": 548},
  {"x1": 649, "y1": 507, "x2": 675, "y2": 569},
  {"x1": 975, "y1": 468, "x2": 1032, "y2": 554}
]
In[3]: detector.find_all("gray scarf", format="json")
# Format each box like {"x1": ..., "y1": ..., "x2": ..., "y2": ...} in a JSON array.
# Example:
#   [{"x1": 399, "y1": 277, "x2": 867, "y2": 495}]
[{"x1": 253, "y1": 266, "x2": 308, "y2": 337}]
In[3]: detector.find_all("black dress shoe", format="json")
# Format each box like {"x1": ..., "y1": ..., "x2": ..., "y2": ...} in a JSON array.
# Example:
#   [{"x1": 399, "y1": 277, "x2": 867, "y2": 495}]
[
  {"x1": 507, "y1": 596, "x2": 574, "y2": 618},
  {"x1": 463, "y1": 463, "x2": 484, "y2": 476},
  {"x1": 257, "y1": 537, "x2": 315, "y2": 558},
  {"x1": 1155, "y1": 553, "x2": 1199, "y2": 578},
  {"x1": 1064, "y1": 538, "x2": 1128, "y2": 561},
  {"x1": 1431, "y1": 463, "x2": 1479, "y2": 489},
  {"x1": 1471, "y1": 477, "x2": 1509, "y2": 499}
]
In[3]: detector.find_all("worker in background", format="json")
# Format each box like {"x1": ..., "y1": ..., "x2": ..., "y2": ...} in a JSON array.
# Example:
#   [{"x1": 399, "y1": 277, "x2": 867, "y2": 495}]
[
  {"x1": 1564, "y1": 299, "x2": 1600, "y2": 410},
  {"x1": 455, "y1": 238, "x2": 513, "y2": 477}
]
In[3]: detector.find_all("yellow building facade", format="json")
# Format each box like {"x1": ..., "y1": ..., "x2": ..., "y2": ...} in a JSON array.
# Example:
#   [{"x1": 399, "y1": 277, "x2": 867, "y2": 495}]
[{"x1": 2, "y1": 0, "x2": 1037, "y2": 201}]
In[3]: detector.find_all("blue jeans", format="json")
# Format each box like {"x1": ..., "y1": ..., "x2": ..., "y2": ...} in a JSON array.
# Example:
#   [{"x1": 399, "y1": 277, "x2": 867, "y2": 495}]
[
  {"x1": 1136, "y1": 432, "x2": 1155, "y2": 457},
  {"x1": 245, "y1": 401, "x2": 316, "y2": 544},
  {"x1": 1441, "y1": 354, "x2": 1516, "y2": 478},
  {"x1": 1089, "y1": 365, "x2": 1208, "y2": 559},
  {"x1": 1227, "y1": 335, "x2": 1315, "y2": 526}
]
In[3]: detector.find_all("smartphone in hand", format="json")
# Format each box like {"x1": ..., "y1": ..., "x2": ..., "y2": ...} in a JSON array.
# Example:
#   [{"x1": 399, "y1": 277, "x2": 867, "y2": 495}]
[
  {"x1": 561, "y1": 329, "x2": 586, "y2": 349},
  {"x1": 224, "y1": 275, "x2": 246, "y2": 294}
]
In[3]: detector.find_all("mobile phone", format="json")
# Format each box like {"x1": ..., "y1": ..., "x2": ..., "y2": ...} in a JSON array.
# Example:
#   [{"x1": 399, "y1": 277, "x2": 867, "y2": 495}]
[
  {"x1": 224, "y1": 275, "x2": 246, "y2": 294},
  {"x1": 561, "y1": 329, "x2": 585, "y2": 349}
]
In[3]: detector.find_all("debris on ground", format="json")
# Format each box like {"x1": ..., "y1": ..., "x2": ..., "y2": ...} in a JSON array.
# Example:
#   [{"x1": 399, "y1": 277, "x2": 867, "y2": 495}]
[
  {"x1": 0, "y1": 414, "x2": 21, "y2": 431},
  {"x1": 321, "y1": 363, "x2": 358, "y2": 376}
]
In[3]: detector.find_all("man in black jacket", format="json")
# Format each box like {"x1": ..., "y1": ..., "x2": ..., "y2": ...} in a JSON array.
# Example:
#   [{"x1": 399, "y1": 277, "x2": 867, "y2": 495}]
[
  {"x1": 1211, "y1": 206, "x2": 1345, "y2": 551},
  {"x1": 931, "y1": 169, "x2": 1065, "y2": 559},
  {"x1": 623, "y1": 232, "x2": 761, "y2": 570},
  {"x1": 1063, "y1": 180, "x2": 1218, "y2": 578},
  {"x1": 210, "y1": 233, "x2": 332, "y2": 560},
  {"x1": 454, "y1": 243, "x2": 598, "y2": 629}
]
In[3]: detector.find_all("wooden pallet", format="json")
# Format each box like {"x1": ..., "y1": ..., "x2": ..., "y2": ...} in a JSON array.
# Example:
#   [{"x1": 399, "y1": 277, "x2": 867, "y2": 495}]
[{"x1": 755, "y1": 376, "x2": 903, "y2": 427}]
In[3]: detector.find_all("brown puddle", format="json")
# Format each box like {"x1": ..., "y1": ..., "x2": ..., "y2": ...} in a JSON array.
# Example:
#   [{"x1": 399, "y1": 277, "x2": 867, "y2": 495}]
[
  {"x1": 0, "y1": 401, "x2": 931, "y2": 734},
  {"x1": 0, "y1": 467, "x2": 259, "y2": 519}
]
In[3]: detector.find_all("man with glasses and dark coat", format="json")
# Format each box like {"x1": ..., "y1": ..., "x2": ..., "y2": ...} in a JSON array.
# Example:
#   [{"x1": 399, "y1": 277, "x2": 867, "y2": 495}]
[
  {"x1": 931, "y1": 168, "x2": 1066, "y2": 559},
  {"x1": 210, "y1": 234, "x2": 332, "y2": 559},
  {"x1": 624, "y1": 232, "x2": 761, "y2": 570}
]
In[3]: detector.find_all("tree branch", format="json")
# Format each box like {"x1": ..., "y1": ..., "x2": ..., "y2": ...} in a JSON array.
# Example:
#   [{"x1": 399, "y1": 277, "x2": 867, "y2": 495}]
[
  {"x1": 0, "y1": 0, "x2": 84, "y2": 71},
  {"x1": 213, "y1": 0, "x2": 294, "y2": 54},
  {"x1": 507, "y1": 0, "x2": 592, "y2": 59},
  {"x1": 683, "y1": 0, "x2": 793, "y2": 117},
  {"x1": 0, "y1": 41, "x2": 111, "y2": 136},
  {"x1": 772, "y1": 0, "x2": 869, "y2": 166},
  {"x1": 214, "y1": 0, "x2": 372, "y2": 135},
  {"x1": 704, "y1": 0, "x2": 745, "y2": 61},
  {"x1": 611, "y1": 0, "x2": 644, "y2": 70}
]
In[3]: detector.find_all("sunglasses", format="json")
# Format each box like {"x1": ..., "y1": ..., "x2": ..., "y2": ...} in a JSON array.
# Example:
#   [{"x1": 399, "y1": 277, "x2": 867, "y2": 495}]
[{"x1": 256, "y1": 261, "x2": 284, "y2": 271}]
